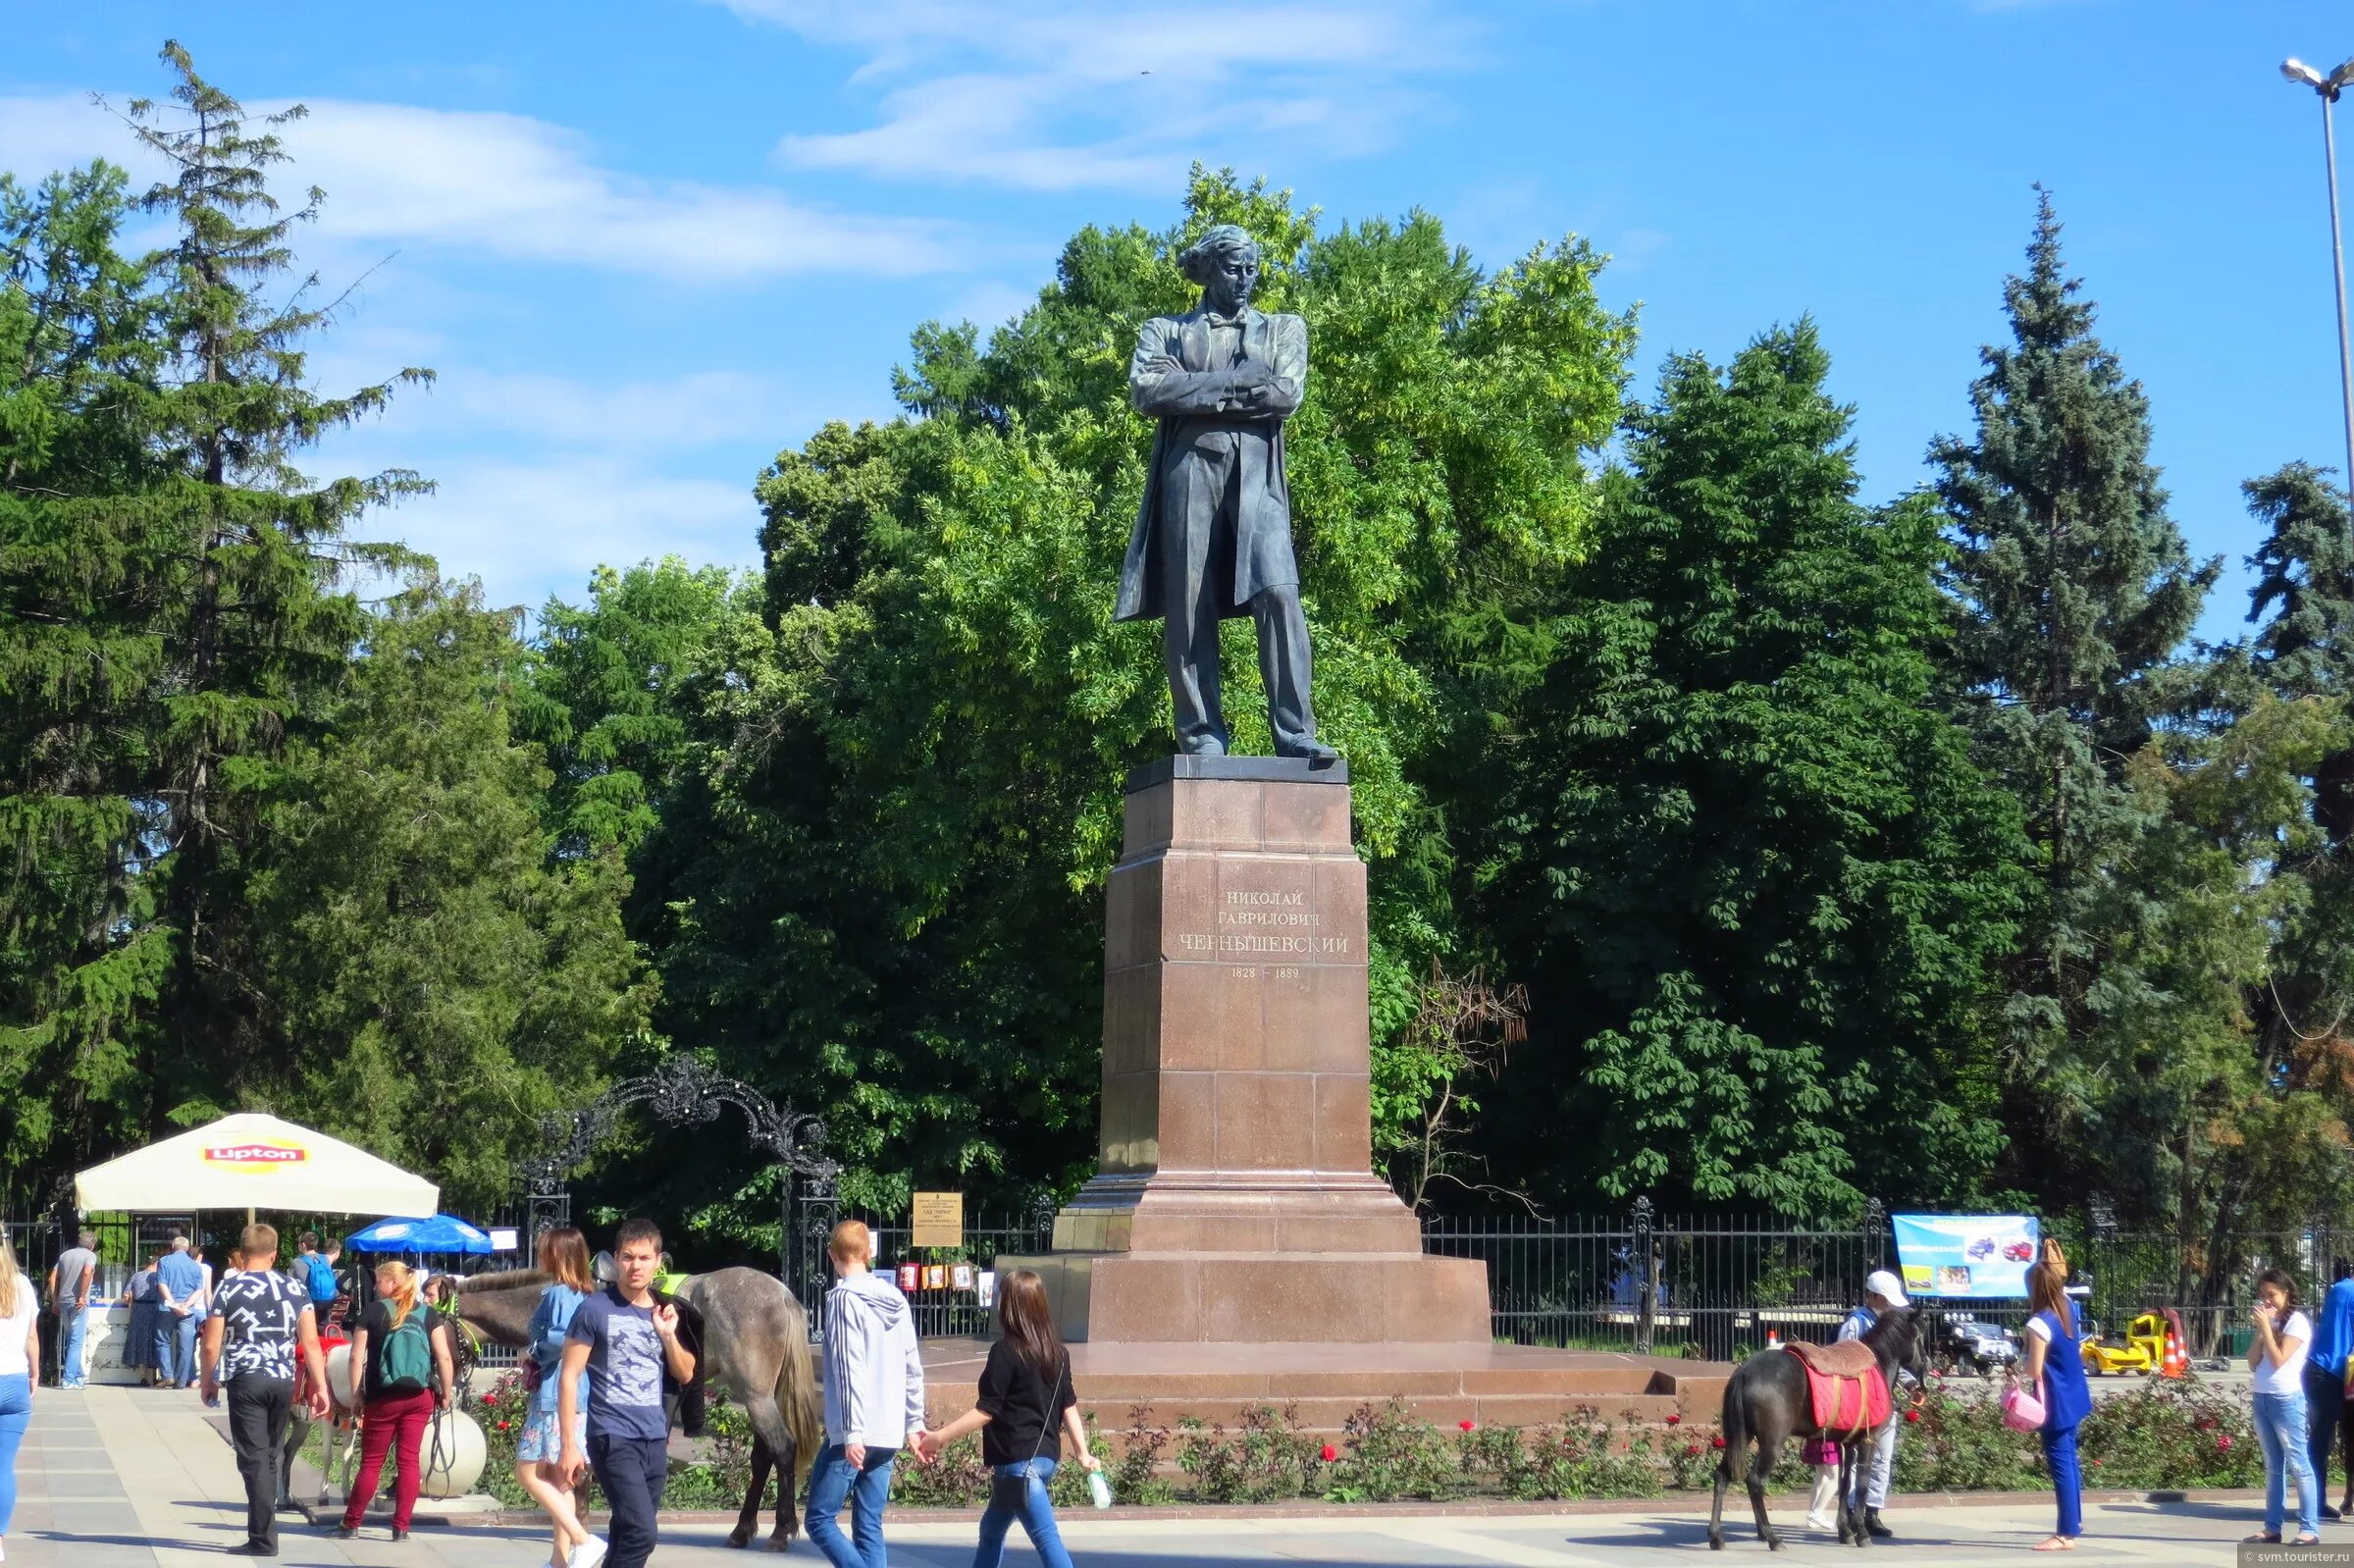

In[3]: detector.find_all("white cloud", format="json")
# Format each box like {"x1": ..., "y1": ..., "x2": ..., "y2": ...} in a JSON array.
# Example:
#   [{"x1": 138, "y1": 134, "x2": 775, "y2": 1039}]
[
  {"x1": 364, "y1": 455, "x2": 763, "y2": 609},
  {"x1": 716, "y1": 0, "x2": 1452, "y2": 191},
  {"x1": 0, "y1": 91, "x2": 961, "y2": 282},
  {"x1": 329, "y1": 366, "x2": 803, "y2": 453}
]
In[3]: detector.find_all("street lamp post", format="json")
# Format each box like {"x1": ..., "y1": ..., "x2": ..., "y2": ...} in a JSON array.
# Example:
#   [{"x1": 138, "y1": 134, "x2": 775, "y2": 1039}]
[{"x1": 2281, "y1": 56, "x2": 2354, "y2": 502}]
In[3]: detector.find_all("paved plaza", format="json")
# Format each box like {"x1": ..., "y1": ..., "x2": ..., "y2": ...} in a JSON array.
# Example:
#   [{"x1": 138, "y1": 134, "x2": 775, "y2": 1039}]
[{"x1": 0, "y1": 1385, "x2": 2294, "y2": 1566}]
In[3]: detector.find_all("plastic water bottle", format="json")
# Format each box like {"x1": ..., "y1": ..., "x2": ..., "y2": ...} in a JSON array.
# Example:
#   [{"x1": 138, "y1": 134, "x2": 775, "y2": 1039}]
[{"x1": 1087, "y1": 1469, "x2": 1113, "y2": 1510}]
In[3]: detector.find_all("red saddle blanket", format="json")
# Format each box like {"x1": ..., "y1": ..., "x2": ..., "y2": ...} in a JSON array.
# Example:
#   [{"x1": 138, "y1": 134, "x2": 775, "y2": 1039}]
[{"x1": 1783, "y1": 1342, "x2": 1890, "y2": 1437}]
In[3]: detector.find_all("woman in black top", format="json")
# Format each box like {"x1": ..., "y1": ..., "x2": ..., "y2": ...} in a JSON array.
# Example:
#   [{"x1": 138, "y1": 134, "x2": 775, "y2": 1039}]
[
  {"x1": 917, "y1": 1269, "x2": 1101, "y2": 1568},
  {"x1": 331, "y1": 1261, "x2": 454, "y2": 1542}
]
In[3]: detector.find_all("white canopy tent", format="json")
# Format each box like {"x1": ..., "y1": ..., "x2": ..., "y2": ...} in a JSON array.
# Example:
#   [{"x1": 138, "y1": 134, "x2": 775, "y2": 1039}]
[{"x1": 75, "y1": 1111, "x2": 438, "y2": 1217}]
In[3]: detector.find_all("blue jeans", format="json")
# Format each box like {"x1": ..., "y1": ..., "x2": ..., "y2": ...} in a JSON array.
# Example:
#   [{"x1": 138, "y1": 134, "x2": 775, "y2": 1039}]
[
  {"x1": 2256, "y1": 1389, "x2": 2324, "y2": 1539},
  {"x1": 974, "y1": 1457, "x2": 1072, "y2": 1568},
  {"x1": 2039, "y1": 1424, "x2": 2081, "y2": 1539},
  {"x1": 168, "y1": 1312, "x2": 201, "y2": 1385},
  {"x1": 805, "y1": 1442, "x2": 897, "y2": 1568},
  {"x1": 0, "y1": 1373, "x2": 31, "y2": 1534},
  {"x1": 59, "y1": 1305, "x2": 86, "y2": 1387}
]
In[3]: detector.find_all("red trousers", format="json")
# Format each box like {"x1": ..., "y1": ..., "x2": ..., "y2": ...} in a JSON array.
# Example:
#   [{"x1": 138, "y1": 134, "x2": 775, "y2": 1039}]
[{"x1": 342, "y1": 1387, "x2": 437, "y2": 1530}]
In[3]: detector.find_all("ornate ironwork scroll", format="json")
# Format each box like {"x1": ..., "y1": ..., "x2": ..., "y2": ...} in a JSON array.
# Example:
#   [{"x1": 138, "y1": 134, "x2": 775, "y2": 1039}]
[{"x1": 518, "y1": 1056, "x2": 839, "y2": 1285}]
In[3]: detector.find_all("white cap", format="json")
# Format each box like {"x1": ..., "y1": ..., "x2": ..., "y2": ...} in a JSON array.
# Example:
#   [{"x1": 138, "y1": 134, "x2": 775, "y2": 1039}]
[{"x1": 1865, "y1": 1269, "x2": 1909, "y2": 1309}]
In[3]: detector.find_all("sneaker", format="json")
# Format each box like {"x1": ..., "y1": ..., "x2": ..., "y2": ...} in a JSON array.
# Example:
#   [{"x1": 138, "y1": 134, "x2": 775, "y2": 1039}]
[
  {"x1": 572, "y1": 1537, "x2": 609, "y2": 1568},
  {"x1": 1804, "y1": 1513, "x2": 1837, "y2": 1533}
]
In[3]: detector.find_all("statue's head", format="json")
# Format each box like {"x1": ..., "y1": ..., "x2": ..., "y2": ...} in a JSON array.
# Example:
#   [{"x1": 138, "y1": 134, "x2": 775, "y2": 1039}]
[{"x1": 1178, "y1": 224, "x2": 1260, "y2": 315}]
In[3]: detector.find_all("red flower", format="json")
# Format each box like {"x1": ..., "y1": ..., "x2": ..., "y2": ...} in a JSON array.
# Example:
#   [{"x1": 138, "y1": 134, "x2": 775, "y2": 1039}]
[
  {"x1": 2219, "y1": 1435, "x2": 2232, "y2": 1451},
  {"x1": 1666, "y1": 1413, "x2": 1682, "y2": 1426},
  {"x1": 1319, "y1": 1444, "x2": 1337, "y2": 1463},
  {"x1": 1460, "y1": 1420, "x2": 1476, "y2": 1432},
  {"x1": 1711, "y1": 1436, "x2": 1727, "y2": 1450},
  {"x1": 1684, "y1": 1442, "x2": 1702, "y2": 1457},
  {"x1": 497, "y1": 1420, "x2": 510, "y2": 1431},
  {"x1": 1904, "y1": 1408, "x2": 1921, "y2": 1424}
]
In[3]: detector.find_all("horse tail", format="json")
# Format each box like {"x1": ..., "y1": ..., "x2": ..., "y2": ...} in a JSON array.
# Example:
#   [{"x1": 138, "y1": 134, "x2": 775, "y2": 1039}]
[
  {"x1": 1719, "y1": 1371, "x2": 1752, "y2": 1483},
  {"x1": 775, "y1": 1295, "x2": 823, "y2": 1483}
]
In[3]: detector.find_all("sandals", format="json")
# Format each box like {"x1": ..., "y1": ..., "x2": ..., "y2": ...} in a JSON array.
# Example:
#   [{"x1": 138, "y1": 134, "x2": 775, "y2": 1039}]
[
  {"x1": 2245, "y1": 1534, "x2": 2282, "y2": 1544},
  {"x1": 2032, "y1": 1536, "x2": 2076, "y2": 1552}
]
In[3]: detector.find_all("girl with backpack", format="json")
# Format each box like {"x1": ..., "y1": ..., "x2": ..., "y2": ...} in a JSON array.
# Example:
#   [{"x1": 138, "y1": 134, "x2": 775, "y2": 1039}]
[
  {"x1": 916, "y1": 1268, "x2": 1102, "y2": 1568},
  {"x1": 332, "y1": 1261, "x2": 455, "y2": 1542}
]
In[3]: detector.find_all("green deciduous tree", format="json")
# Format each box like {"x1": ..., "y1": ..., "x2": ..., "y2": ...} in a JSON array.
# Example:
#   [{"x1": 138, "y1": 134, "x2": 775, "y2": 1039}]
[
  {"x1": 549, "y1": 170, "x2": 1635, "y2": 1223},
  {"x1": 246, "y1": 580, "x2": 652, "y2": 1208},
  {"x1": 1483, "y1": 323, "x2": 2026, "y2": 1217}
]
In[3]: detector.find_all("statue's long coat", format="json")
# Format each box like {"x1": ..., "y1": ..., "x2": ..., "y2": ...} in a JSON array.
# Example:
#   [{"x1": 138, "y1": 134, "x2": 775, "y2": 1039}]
[{"x1": 1116, "y1": 305, "x2": 1307, "y2": 623}]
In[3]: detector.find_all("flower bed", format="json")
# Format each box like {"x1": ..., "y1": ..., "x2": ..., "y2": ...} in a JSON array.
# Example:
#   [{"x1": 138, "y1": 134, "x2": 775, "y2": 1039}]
[{"x1": 458, "y1": 1370, "x2": 2282, "y2": 1512}]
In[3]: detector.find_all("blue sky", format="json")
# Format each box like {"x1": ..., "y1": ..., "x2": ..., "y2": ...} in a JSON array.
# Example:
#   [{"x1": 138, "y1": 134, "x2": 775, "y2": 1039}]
[{"x1": 2, "y1": 1, "x2": 2348, "y2": 641}]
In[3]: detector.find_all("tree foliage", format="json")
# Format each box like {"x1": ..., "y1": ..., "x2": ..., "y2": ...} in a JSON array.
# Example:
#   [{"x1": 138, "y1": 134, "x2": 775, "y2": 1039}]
[
  {"x1": 1481, "y1": 324, "x2": 2025, "y2": 1217},
  {"x1": 1931, "y1": 189, "x2": 2222, "y2": 1212},
  {"x1": 0, "y1": 44, "x2": 640, "y2": 1213}
]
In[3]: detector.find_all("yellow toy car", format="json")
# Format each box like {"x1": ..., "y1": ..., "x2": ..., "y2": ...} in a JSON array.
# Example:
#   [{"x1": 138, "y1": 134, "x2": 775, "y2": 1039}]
[{"x1": 2079, "y1": 1316, "x2": 2158, "y2": 1376}]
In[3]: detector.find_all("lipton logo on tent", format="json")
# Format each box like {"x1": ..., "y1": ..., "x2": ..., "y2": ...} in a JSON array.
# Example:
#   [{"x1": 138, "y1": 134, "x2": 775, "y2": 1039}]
[{"x1": 202, "y1": 1141, "x2": 307, "y2": 1169}]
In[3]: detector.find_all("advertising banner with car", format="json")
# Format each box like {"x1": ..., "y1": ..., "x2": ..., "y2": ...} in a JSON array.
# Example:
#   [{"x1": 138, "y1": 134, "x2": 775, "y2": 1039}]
[{"x1": 1892, "y1": 1213, "x2": 2040, "y2": 1299}]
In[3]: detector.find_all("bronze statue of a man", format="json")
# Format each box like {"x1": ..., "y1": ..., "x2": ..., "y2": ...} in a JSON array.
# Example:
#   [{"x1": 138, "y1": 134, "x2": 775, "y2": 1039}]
[{"x1": 1117, "y1": 225, "x2": 1333, "y2": 760}]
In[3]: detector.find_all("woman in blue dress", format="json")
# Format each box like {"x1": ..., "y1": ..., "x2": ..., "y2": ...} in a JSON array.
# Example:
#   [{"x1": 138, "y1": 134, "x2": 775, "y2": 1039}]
[
  {"x1": 2019, "y1": 1260, "x2": 2093, "y2": 1551},
  {"x1": 121, "y1": 1251, "x2": 163, "y2": 1385},
  {"x1": 515, "y1": 1227, "x2": 604, "y2": 1568}
]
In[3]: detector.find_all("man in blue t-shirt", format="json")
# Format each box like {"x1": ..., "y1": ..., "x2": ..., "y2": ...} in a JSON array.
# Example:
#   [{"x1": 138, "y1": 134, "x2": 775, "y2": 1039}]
[
  {"x1": 156, "y1": 1234, "x2": 208, "y2": 1387},
  {"x1": 2307, "y1": 1259, "x2": 2354, "y2": 1519},
  {"x1": 560, "y1": 1219, "x2": 694, "y2": 1568}
]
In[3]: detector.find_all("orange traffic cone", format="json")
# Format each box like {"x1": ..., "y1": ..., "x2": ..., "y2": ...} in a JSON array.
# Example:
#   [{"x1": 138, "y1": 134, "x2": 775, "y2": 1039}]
[{"x1": 2161, "y1": 1331, "x2": 2186, "y2": 1379}]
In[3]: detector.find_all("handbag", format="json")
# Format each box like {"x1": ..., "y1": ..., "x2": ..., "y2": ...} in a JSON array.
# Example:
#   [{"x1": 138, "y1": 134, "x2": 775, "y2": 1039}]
[
  {"x1": 2001, "y1": 1374, "x2": 2047, "y2": 1433},
  {"x1": 990, "y1": 1354, "x2": 1067, "y2": 1512},
  {"x1": 520, "y1": 1355, "x2": 543, "y2": 1394}
]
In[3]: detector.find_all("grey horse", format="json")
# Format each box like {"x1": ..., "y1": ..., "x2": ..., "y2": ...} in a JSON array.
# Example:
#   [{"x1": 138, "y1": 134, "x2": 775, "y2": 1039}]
[{"x1": 451, "y1": 1266, "x2": 822, "y2": 1551}]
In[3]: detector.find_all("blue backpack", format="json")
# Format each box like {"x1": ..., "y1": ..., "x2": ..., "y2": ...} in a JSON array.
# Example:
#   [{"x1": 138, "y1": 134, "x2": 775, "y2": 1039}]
[{"x1": 304, "y1": 1254, "x2": 340, "y2": 1305}]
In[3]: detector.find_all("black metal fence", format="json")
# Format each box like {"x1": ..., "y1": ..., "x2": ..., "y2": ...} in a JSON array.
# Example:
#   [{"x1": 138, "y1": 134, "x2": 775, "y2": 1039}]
[
  {"x1": 1423, "y1": 1200, "x2": 1891, "y2": 1358},
  {"x1": 1423, "y1": 1203, "x2": 2354, "y2": 1359}
]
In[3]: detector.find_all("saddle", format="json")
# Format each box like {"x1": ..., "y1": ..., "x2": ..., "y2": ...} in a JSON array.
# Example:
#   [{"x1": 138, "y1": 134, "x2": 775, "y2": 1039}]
[{"x1": 1783, "y1": 1341, "x2": 1889, "y2": 1439}]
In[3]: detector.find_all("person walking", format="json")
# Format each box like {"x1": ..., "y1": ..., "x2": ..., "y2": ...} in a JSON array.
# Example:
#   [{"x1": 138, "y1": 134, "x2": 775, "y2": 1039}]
[
  {"x1": 2019, "y1": 1260, "x2": 2093, "y2": 1552},
  {"x1": 331, "y1": 1261, "x2": 455, "y2": 1542},
  {"x1": 515, "y1": 1227, "x2": 604, "y2": 1568},
  {"x1": 123, "y1": 1251, "x2": 163, "y2": 1386},
  {"x1": 2249, "y1": 1266, "x2": 2324, "y2": 1545},
  {"x1": 44, "y1": 1231, "x2": 96, "y2": 1390},
  {"x1": 805, "y1": 1220, "x2": 924, "y2": 1568},
  {"x1": 2308, "y1": 1261, "x2": 2354, "y2": 1520},
  {"x1": 157, "y1": 1234, "x2": 206, "y2": 1388},
  {"x1": 558, "y1": 1221, "x2": 695, "y2": 1568},
  {"x1": 1804, "y1": 1270, "x2": 1909, "y2": 1537},
  {"x1": 918, "y1": 1268, "x2": 1102, "y2": 1568},
  {"x1": 201, "y1": 1225, "x2": 331, "y2": 1558},
  {"x1": 0, "y1": 1232, "x2": 40, "y2": 1565}
]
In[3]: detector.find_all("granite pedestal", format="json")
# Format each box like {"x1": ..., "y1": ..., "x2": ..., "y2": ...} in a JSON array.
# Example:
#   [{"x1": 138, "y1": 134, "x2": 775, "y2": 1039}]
[{"x1": 1002, "y1": 755, "x2": 1489, "y2": 1346}]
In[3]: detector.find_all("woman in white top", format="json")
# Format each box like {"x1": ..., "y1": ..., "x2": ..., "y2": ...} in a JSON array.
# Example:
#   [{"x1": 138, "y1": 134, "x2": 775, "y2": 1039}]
[
  {"x1": 2249, "y1": 1267, "x2": 2323, "y2": 1545},
  {"x1": 0, "y1": 1229, "x2": 40, "y2": 1562}
]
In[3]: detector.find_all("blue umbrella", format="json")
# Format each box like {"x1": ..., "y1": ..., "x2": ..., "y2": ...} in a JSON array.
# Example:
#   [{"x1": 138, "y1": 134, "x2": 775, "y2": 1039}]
[{"x1": 345, "y1": 1214, "x2": 495, "y2": 1255}]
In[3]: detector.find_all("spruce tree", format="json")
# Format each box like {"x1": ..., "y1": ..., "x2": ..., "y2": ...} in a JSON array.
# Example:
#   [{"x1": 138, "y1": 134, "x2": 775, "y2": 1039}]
[
  {"x1": 1932, "y1": 190, "x2": 2219, "y2": 1208},
  {"x1": 1483, "y1": 323, "x2": 2024, "y2": 1214},
  {"x1": 2246, "y1": 462, "x2": 2354, "y2": 842},
  {"x1": 113, "y1": 41, "x2": 431, "y2": 1124},
  {"x1": 0, "y1": 163, "x2": 163, "y2": 1197}
]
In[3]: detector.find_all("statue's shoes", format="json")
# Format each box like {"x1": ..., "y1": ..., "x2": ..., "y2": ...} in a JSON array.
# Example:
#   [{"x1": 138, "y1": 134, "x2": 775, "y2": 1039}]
[{"x1": 1279, "y1": 743, "x2": 1339, "y2": 763}]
